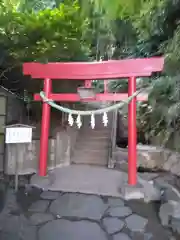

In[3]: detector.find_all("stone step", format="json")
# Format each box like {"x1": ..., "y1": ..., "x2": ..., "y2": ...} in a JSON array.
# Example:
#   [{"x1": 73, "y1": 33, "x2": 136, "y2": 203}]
[
  {"x1": 71, "y1": 123, "x2": 111, "y2": 165},
  {"x1": 80, "y1": 128, "x2": 111, "y2": 135},
  {"x1": 72, "y1": 150, "x2": 108, "y2": 163},
  {"x1": 75, "y1": 144, "x2": 109, "y2": 152},
  {"x1": 73, "y1": 148, "x2": 108, "y2": 156},
  {"x1": 81, "y1": 124, "x2": 112, "y2": 130},
  {"x1": 71, "y1": 159, "x2": 108, "y2": 166},
  {"x1": 75, "y1": 138, "x2": 110, "y2": 147},
  {"x1": 78, "y1": 136, "x2": 110, "y2": 142},
  {"x1": 78, "y1": 132, "x2": 111, "y2": 141},
  {"x1": 71, "y1": 154, "x2": 108, "y2": 166}
]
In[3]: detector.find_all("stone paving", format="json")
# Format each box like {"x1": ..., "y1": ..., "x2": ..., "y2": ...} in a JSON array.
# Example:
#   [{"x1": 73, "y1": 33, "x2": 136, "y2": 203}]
[{"x1": 0, "y1": 188, "x2": 176, "y2": 240}]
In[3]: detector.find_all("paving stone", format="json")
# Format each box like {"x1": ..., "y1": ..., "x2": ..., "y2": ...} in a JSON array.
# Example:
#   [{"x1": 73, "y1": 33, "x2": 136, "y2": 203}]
[
  {"x1": 162, "y1": 188, "x2": 180, "y2": 202},
  {"x1": 0, "y1": 229, "x2": 37, "y2": 240},
  {"x1": 107, "y1": 206, "x2": 132, "y2": 217},
  {"x1": 103, "y1": 217, "x2": 124, "y2": 234},
  {"x1": 39, "y1": 219, "x2": 107, "y2": 240},
  {"x1": 28, "y1": 200, "x2": 49, "y2": 212},
  {"x1": 108, "y1": 197, "x2": 124, "y2": 207},
  {"x1": 40, "y1": 191, "x2": 59, "y2": 200},
  {"x1": 143, "y1": 182, "x2": 162, "y2": 203},
  {"x1": 130, "y1": 232, "x2": 153, "y2": 240},
  {"x1": 30, "y1": 174, "x2": 53, "y2": 191},
  {"x1": 159, "y1": 201, "x2": 180, "y2": 227},
  {"x1": 115, "y1": 161, "x2": 128, "y2": 172},
  {"x1": 159, "y1": 202, "x2": 173, "y2": 226},
  {"x1": 1, "y1": 189, "x2": 19, "y2": 215},
  {"x1": 30, "y1": 213, "x2": 54, "y2": 225},
  {"x1": 49, "y1": 193, "x2": 107, "y2": 220},
  {"x1": 143, "y1": 233, "x2": 154, "y2": 240},
  {"x1": 160, "y1": 186, "x2": 180, "y2": 204},
  {"x1": 0, "y1": 215, "x2": 37, "y2": 240},
  {"x1": 0, "y1": 215, "x2": 28, "y2": 233},
  {"x1": 138, "y1": 173, "x2": 159, "y2": 181},
  {"x1": 170, "y1": 217, "x2": 180, "y2": 234},
  {"x1": 125, "y1": 214, "x2": 148, "y2": 232},
  {"x1": 21, "y1": 225, "x2": 37, "y2": 240},
  {"x1": 154, "y1": 178, "x2": 180, "y2": 203},
  {"x1": 0, "y1": 232, "x2": 20, "y2": 240},
  {"x1": 169, "y1": 237, "x2": 177, "y2": 240},
  {"x1": 113, "y1": 232, "x2": 132, "y2": 240}
]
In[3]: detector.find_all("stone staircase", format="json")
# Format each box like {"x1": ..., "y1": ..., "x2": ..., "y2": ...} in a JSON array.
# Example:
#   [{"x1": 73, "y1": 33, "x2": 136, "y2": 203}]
[{"x1": 71, "y1": 115, "x2": 112, "y2": 166}]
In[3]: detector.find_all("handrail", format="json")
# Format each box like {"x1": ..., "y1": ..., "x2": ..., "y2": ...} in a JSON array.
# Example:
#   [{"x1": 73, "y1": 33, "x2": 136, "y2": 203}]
[{"x1": 108, "y1": 107, "x2": 118, "y2": 168}]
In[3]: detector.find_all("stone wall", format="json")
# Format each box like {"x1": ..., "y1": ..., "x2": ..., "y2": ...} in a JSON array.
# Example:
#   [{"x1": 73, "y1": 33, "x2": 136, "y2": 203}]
[
  {"x1": 0, "y1": 89, "x2": 7, "y2": 171},
  {"x1": 5, "y1": 126, "x2": 79, "y2": 175},
  {"x1": 6, "y1": 93, "x2": 27, "y2": 124},
  {"x1": 114, "y1": 145, "x2": 180, "y2": 177}
]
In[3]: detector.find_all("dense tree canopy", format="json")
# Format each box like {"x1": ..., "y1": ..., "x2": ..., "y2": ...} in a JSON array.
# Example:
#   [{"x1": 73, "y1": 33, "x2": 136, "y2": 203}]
[
  {"x1": 0, "y1": 0, "x2": 90, "y2": 64},
  {"x1": 88, "y1": 0, "x2": 180, "y2": 149},
  {"x1": 0, "y1": 0, "x2": 91, "y2": 102}
]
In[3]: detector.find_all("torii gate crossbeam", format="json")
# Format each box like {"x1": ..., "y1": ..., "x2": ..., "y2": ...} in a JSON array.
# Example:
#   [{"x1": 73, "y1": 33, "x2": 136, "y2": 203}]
[{"x1": 23, "y1": 57, "x2": 164, "y2": 185}]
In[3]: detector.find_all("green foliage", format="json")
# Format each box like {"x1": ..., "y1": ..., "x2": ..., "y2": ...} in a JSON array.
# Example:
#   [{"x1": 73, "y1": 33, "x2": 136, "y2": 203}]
[
  {"x1": 132, "y1": 0, "x2": 166, "y2": 39},
  {"x1": 80, "y1": 0, "x2": 141, "y2": 60},
  {"x1": 91, "y1": 0, "x2": 180, "y2": 149},
  {"x1": 130, "y1": 0, "x2": 180, "y2": 66},
  {"x1": 162, "y1": 25, "x2": 180, "y2": 74},
  {"x1": 85, "y1": 0, "x2": 145, "y2": 20},
  {"x1": 135, "y1": 76, "x2": 180, "y2": 149},
  {"x1": 0, "y1": 0, "x2": 22, "y2": 11},
  {"x1": 0, "y1": 0, "x2": 56, "y2": 12},
  {"x1": 127, "y1": 0, "x2": 180, "y2": 149},
  {"x1": 20, "y1": 0, "x2": 55, "y2": 11},
  {"x1": 0, "y1": 0, "x2": 90, "y2": 64}
]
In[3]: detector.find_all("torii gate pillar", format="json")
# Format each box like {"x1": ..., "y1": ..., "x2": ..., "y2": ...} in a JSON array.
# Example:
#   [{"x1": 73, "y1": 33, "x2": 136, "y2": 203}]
[
  {"x1": 23, "y1": 58, "x2": 164, "y2": 185},
  {"x1": 128, "y1": 77, "x2": 137, "y2": 184},
  {"x1": 39, "y1": 78, "x2": 52, "y2": 176}
]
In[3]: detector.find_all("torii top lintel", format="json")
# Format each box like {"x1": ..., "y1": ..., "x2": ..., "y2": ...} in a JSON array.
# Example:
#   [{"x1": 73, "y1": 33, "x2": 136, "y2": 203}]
[{"x1": 23, "y1": 57, "x2": 164, "y2": 80}]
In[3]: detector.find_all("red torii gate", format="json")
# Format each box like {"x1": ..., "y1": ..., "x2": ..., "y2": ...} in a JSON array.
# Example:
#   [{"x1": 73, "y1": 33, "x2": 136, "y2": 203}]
[{"x1": 23, "y1": 57, "x2": 164, "y2": 185}]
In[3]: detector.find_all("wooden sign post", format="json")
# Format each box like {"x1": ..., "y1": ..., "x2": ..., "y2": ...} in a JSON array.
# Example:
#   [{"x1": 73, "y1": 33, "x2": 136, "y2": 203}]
[{"x1": 4, "y1": 124, "x2": 34, "y2": 191}]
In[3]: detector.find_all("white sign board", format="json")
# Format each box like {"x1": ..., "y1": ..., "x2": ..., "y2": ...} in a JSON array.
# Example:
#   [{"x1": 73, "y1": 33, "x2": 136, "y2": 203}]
[{"x1": 5, "y1": 127, "x2": 32, "y2": 144}]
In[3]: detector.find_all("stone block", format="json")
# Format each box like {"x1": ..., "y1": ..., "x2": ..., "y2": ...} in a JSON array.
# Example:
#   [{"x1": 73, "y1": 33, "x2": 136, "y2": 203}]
[
  {"x1": 107, "y1": 206, "x2": 132, "y2": 218},
  {"x1": 28, "y1": 200, "x2": 49, "y2": 213},
  {"x1": 162, "y1": 188, "x2": 180, "y2": 202},
  {"x1": 171, "y1": 217, "x2": 180, "y2": 234},
  {"x1": 159, "y1": 202, "x2": 173, "y2": 226},
  {"x1": 154, "y1": 178, "x2": 180, "y2": 203},
  {"x1": 159, "y1": 201, "x2": 180, "y2": 227},
  {"x1": 138, "y1": 173, "x2": 159, "y2": 181},
  {"x1": 115, "y1": 145, "x2": 180, "y2": 177},
  {"x1": 113, "y1": 233, "x2": 131, "y2": 240},
  {"x1": 143, "y1": 181, "x2": 162, "y2": 203},
  {"x1": 130, "y1": 232, "x2": 153, "y2": 240},
  {"x1": 38, "y1": 219, "x2": 107, "y2": 240},
  {"x1": 30, "y1": 213, "x2": 54, "y2": 226},
  {"x1": 30, "y1": 174, "x2": 54, "y2": 190},
  {"x1": 125, "y1": 214, "x2": 148, "y2": 232},
  {"x1": 107, "y1": 197, "x2": 125, "y2": 207},
  {"x1": 120, "y1": 184, "x2": 145, "y2": 201},
  {"x1": 103, "y1": 217, "x2": 124, "y2": 234},
  {"x1": 49, "y1": 194, "x2": 107, "y2": 220},
  {"x1": 40, "y1": 191, "x2": 60, "y2": 200},
  {"x1": 0, "y1": 214, "x2": 37, "y2": 240}
]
